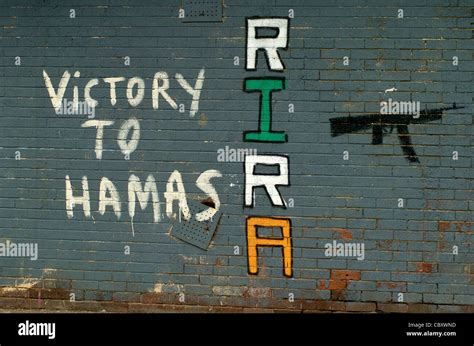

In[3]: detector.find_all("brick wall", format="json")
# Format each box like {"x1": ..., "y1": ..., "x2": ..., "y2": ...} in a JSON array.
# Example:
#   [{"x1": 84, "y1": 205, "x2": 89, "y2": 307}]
[{"x1": 0, "y1": 0, "x2": 472, "y2": 313}]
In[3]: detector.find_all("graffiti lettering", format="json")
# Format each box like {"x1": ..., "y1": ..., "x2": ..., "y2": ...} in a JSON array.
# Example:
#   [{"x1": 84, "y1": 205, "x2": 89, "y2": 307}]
[
  {"x1": 243, "y1": 17, "x2": 293, "y2": 278},
  {"x1": 246, "y1": 216, "x2": 292, "y2": 277},
  {"x1": 243, "y1": 78, "x2": 287, "y2": 143},
  {"x1": 244, "y1": 154, "x2": 289, "y2": 208},
  {"x1": 65, "y1": 170, "x2": 221, "y2": 224},
  {"x1": 43, "y1": 69, "x2": 205, "y2": 117},
  {"x1": 246, "y1": 17, "x2": 289, "y2": 71}
]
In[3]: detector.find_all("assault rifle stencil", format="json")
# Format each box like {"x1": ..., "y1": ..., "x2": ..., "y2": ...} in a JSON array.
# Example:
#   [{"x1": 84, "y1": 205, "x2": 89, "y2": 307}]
[{"x1": 329, "y1": 103, "x2": 464, "y2": 163}]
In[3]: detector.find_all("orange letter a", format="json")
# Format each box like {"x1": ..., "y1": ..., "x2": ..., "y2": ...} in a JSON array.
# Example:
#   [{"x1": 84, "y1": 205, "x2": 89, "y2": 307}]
[{"x1": 246, "y1": 216, "x2": 292, "y2": 278}]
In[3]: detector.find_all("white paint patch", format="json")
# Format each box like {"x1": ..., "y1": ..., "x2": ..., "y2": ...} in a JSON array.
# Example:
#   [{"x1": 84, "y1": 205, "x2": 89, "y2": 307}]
[
  {"x1": 149, "y1": 282, "x2": 184, "y2": 294},
  {"x1": 14, "y1": 278, "x2": 40, "y2": 289}
]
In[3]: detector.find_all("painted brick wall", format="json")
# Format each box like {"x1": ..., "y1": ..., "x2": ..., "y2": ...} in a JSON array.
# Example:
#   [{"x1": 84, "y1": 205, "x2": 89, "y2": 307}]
[{"x1": 0, "y1": 0, "x2": 472, "y2": 313}]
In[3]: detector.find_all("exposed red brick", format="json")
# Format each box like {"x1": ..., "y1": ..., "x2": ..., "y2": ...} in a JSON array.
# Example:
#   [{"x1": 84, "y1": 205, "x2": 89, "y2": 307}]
[
  {"x1": 328, "y1": 280, "x2": 347, "y2": 290},
  {"x1": 317, "y1": 280, "x2": 327, "y2": 290},
  {"x1": 333, "y1": 228, "x2": 353, "y2": 240},
  {"x1": 438, "y1": 222, "x2": 471, "y2": 250},
  {"x1": 438, "y1": 221, "x2": 450, "y2": 232},
  {"x1": 331, "y1": 270, "x2": 361, "y2": 281},
  {"x1": 416, "y1": 262, "x2": 433, "y2": 273},
  {"x1": 376, "y1": 282, "x2": 405, "y2": 290}
]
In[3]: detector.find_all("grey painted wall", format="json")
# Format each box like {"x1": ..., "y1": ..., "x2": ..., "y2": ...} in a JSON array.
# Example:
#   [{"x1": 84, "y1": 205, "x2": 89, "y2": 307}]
[{"x1": 0, "y1": 0, "x2": 472, "y2": 311}]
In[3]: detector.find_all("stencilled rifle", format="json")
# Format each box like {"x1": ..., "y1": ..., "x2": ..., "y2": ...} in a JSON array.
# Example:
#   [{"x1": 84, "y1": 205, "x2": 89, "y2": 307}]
[{"x1": 329, "y1": 103, "x2": 465, "y2": 163}]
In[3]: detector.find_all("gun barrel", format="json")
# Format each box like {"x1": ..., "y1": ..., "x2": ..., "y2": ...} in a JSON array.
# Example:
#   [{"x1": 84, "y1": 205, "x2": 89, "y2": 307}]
[{"x1": 419, "y1": 104, "x2": 465, "y2": 115}]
